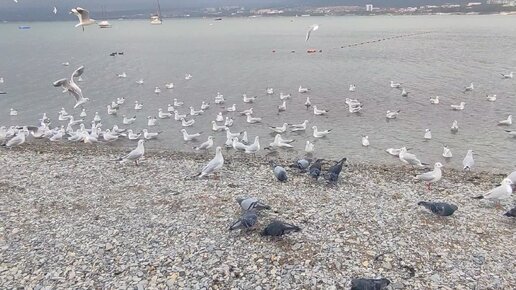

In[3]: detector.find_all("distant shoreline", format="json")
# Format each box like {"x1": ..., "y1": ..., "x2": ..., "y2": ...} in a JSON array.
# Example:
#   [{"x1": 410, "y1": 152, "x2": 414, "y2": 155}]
[{"x1": 2, "y1": 12, "x2": 516, "y2": 24}]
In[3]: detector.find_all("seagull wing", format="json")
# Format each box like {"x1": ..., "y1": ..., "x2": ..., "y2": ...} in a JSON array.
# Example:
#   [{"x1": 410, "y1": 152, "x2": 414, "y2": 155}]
[
  {"x1": 122, "y1": 148, "x2": 142, "y2": 161},
  {"x1": 53, "y1": 78, "x2": 70, "y2": 89},
  {"x1": 72, "y1": 66, "x2": 85, "y2": 78},
  {"x1": 416, "y1": 170, "x2": 435, "y2": 181},
  {"x1": 201, "y1": 157, "x2": 220, "y2": 175},
  {"x1": 76, "y1": 7, "x2": 90, "y2": 22}
]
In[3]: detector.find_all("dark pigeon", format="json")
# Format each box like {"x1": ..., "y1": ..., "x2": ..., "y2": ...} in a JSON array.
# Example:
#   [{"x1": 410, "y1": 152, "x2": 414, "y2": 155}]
[
  {"x1": 504, "y1": 206, "x2": 516, "y2": 217},
  {"x1": 326, "y1": 157, "x2": 347, "y2": 183},
  {"x1": 309, "y1": 159, "x2": 323, "y2": 180},
  {"x1": 236, "y1": 197, "x2": 271, "y2": 211},
  {"x1": 229, "y1": 211, "x2": 258, "y2": 231},
  {"x1": 351, "y1": 278, "x2": 391, "y2": 290},
  {"x1": 270, "y1": 161, "x2": 288, "y2": 182},
  {"x1": 260, "y1": 220, "x2": 301, "y2": 237},
  {"x1": 418, "y1": 201, "x2": 458, "y2": 216}
]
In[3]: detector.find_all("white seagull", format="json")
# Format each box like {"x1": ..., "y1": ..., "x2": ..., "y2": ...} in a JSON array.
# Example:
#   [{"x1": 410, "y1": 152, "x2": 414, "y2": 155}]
[
  {"x1": 197, "y1": 146, "x2": 224, "y2": 178},
  {"x1": 442, "y1": 145, "x2": 452, "y2": 158},
  {"x1": 451, "y1": 102, "x2": 465, "y2": 111},
  {"x1": 312, "y1": 126, "x2": 331, "y2": 138},
  {"x1": 115, "y1": 140, "x2": 145, "y2": 165},
  {"x1": 70, "y1": 7, "x2": 96, "y2": 31},
  {"x1": 53, "y1": 65, "x2": 88, "y2": 108},
  {"x1": 498, "y1": 115, "x2": 512, "y2": 126},
  {"x1": 399, "y1": 147, "x2": 426, "y2": 167},
  {"x1": 414, "y1": 162, "x2": 443, "y2": 190},
  {"x1": 462, "y1": 149, "x2": 475, "y2": 171},
  {"x1": 181, "y1": 129, "x2": 201, "y2": 142}
]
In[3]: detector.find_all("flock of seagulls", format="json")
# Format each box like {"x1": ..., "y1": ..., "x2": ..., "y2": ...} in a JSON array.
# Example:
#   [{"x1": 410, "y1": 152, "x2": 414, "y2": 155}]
[{"x1": 2, "y1": 5, "x2": 515, "y2": 244}]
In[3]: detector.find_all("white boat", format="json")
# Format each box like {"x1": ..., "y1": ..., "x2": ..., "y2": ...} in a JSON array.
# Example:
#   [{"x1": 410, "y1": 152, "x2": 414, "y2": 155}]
[
  {"x1": 98, "y1": 6, "x2": 112, "y2": 28},
  {"x1": 150, "y1": 0, "x2": 163, "y2": 25},
  {"x1": 98, "y1": 20, "x2": 112, "y2": 28}
]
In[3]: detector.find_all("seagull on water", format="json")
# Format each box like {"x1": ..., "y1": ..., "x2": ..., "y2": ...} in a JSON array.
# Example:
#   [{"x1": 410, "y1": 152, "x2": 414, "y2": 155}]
[
  {"x1": 501, "y1": 72, "x2": 513, "y2": 79},
  {"x1": 291, "y1": 120, "x2": 308, "y2": 132},
  {"x1": 142, "y1": 129, "x2": 161, "y2": 140},
  {"x1": 386, "y1": 110, "x2": 400, "y2": 119},
  {"x1": 122, "y1": 115, "x2": 136, "y2": 125},
  {"x1": 312, "y1": 126, "x2": 331, "y2": 138},
  {"x1": 430, "y1": 96, "x2": 439, "y2": 104},
  {"x1": 451, "y1": 120, "x2": 459, "y2": 133},
  {"x1": 362, "y1": 135, "x2": 369, "y2": 147},
  {"x1": 486, "y1": 94, "x2": 497, "y2": 102},
  {"x1": 451, "y1": 102, "x2": 465, "y2": 111},
  {"x1": 9, "y1": 108, "x2": 17, "y2": 116},
  {"x1": 53, "y1": 65, "x2": 89, "y2": 108},
  {"x1": 462, "y1": 150, "x2": 475, "y2": 171},
  {"x1": 498, "y1": 115, "x2": 512, "y2": 126},
  {"x1": 246, "y1": 113, "x2": 262, "y2": 124},
  {"x1": 305, "y1": 140, "x2": 315, "y2": 153},
  {"x1": 70, "y1": 7, "x2": 95, "y2": 31},
  {"x1": 269, "y1": 123, "x2": 288, "y2": 133},
  {"x1": 442, "y1": 145, "x2": 452, "y2": 158},
  {"x1": 313, "y1": 106, "x2": 328, "y2": 115},
  {"x1": 424, "y1": 129, "x2": 432, "y2": 140},
  {"x1": 349, "y1": 84, "x2": 356, "y2": 92},
  {"x1": 243, "y1": 94, "x2": 256, "y2": 103},
  {"x1": 390, "y1": 81, "x2": 402, "y2": 88},
  {"x1": 193, "y1": 136, "x2": 214, "y2": 151},
  {"x1": 399, "y1": 147, "x2": 427, "y2": 167},
  {"x1": 181, "y1": 129, "x2": 201, "y2": 142},
  {"x1": 462, "y1": 82, "x2": 474, "y2": 93}
]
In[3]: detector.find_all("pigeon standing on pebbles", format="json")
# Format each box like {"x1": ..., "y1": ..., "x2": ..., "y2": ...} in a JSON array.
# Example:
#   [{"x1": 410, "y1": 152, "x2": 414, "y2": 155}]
[
  {"x1": 260, "y1": 220, "x2": 301, "y2": 237},
  {"x1": 229, "y1": 211, "x2": 258, "y2": 231},
  {"x1": 504, "y1": 207, "x2": 516, "y2": 217},
  {"x1": 417, "y1": 201, "x2": 458, "y2": 216},
  {"x1": 326, "y1": 158, "x2": 347, "y2": 183},
  {"x1": 290, "y1": 158, "x2": 311, "y2": 172},
  {"x1": 270, "y1": 161, "x2": 288, "y2": 182},
  {"x1": 236, "y1": 197, "x2": 271, "y2": 211},
  {"x1": 350, "y1": 278, "x2": 391, "y2": 290},
  {"x1": 309, "y1": 159, "x2": 323, "y2": 180}
]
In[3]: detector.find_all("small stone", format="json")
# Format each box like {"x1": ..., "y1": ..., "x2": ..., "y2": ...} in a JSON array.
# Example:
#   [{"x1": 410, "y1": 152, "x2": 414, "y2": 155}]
[
  {"x1": 362, "y1": 260, "x2": 369, "y2": 267},
  {"x1": 105, "y1": 243, "x2": 114, "y2": 251}
]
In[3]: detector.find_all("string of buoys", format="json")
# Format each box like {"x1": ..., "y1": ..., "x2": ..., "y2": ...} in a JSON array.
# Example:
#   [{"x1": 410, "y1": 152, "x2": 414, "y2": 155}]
[{"x1": 271, "y1": 31, "x2": 432, "y2": 54}]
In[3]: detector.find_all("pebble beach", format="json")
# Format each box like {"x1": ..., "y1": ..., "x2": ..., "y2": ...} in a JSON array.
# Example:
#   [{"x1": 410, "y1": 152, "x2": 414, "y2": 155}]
[{"x1": 0, "y1": 143, "x2": 515, "y2": 289}]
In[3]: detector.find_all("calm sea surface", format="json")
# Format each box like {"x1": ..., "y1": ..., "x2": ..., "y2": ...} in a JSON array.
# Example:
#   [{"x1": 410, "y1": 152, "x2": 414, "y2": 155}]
[{"x1": 0, "y1": 16, "x2": 515, "y2": 170}]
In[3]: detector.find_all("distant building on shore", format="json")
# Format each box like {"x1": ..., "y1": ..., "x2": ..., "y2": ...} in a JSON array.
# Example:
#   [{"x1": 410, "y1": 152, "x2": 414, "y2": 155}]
[{"x1": 366, "y1": 4, "x2": 374, "y2": 12}]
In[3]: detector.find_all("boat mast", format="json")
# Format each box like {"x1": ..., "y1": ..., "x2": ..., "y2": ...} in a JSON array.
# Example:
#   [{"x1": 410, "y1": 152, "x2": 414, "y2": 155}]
[{"x1": 156, "y1": 0, "x2": 162, "y2": 22}]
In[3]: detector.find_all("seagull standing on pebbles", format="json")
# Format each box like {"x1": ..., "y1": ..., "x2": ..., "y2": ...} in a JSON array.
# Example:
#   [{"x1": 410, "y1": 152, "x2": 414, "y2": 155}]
[
  {"x1": 198, "y1": 146, "x2": 224, "y2": 178},
  {"x1": 414, "y1": 162, "x2": 443, "y2": 191},
  {"x1": 112, "y1": 140, "x2": 145, "y2": 165}
]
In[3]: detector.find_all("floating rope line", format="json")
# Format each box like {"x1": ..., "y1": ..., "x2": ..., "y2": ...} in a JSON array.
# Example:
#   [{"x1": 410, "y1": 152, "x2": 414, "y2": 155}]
[{"x1": 271, "y1": 31, "x2": 433, "y2": 54}]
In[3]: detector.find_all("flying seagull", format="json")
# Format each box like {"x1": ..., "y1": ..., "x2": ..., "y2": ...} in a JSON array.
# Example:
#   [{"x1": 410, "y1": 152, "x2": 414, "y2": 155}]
[
  {"x1": 53, "y1": 66, "x2": 89, "y2": 109},
  {"x1": 70, "y1": 7, "x2": 95, "y2": 31},
  {"x1": 305, "y1": 24, "x2": 319, "y2": 42}
]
